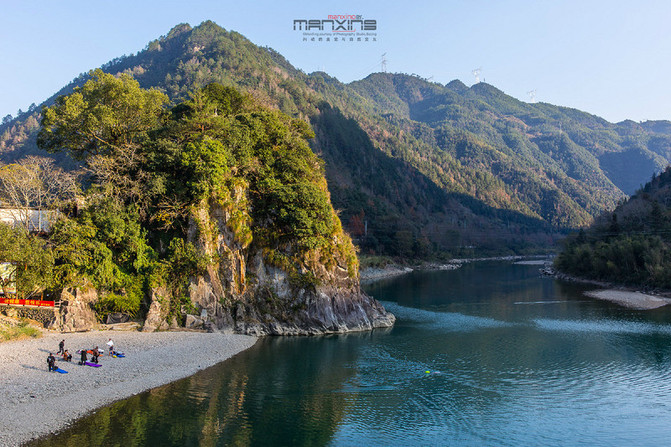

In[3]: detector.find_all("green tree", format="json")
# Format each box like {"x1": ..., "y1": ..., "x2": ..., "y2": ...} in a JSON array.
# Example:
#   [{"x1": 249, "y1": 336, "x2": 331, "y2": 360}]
[
  {"x1": 49, "y1": 201, "x2": 155, "y2": 318},
  {"x1": 38, "y1": 69, "x2": 169, "y2": 210},
  {"x1": 0, "y1": 224, "x2": 54, "y2": 298},
  {"x1": 38, "y1": 68, "x2": 168, "y2": 160}
]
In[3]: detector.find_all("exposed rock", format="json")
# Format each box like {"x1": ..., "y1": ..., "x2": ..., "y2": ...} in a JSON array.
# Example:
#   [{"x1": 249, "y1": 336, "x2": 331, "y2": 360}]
[
  {"x1": 98, "y1": 322, "x2": 142, "y2": 331},
  {"x1": 142, "y1": 287, "x2": 171, "y2": 332},
  {"x1": 1, "y1": 308, "x2": 52, "y2": 328},
  {"x1": 185, "y1": 314, "x2": 203, "y2": 329},
  {"x1": 225, "y1": 256, "x2": 395, "y2": 336},
  {"x1": 4, "y1": 307, "x2": 19, "y2": 319},
  {"x1": 540, "y1": 266, "x2": 557, "y2": 276},
  {"x1": 53, "y1": 287, "x2": 99, "y2": 332},
  {"x1": 142, "y1": 200, "x2": 396, "y2": 336},
  {"x1": 232, "y1": 288, "x2": 395, "y2": 336},
  {"x1": 15, "y1": 308, "x2": 54, "y2": 327}
]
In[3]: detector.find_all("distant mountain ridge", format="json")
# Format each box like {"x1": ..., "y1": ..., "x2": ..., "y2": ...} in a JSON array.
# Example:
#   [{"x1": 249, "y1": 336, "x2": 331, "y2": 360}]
[{"x1": 2, "y1": 20, "x2": 670, "y2": 256}]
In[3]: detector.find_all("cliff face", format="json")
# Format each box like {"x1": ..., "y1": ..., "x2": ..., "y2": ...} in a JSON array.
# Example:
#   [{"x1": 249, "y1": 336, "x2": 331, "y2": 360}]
[
  {"x1": 54, "y1": 287, "x2": 99, "y2": 332},
  {"x1": 147, "y1": 200, "x2": 395, "y2": 335}
]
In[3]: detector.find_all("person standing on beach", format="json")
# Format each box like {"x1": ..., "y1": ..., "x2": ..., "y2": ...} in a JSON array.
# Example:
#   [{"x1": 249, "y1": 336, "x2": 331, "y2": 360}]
[
  {"x1": 91, "y1": 347, "x2": 99, "y2": 364},
  {"x1": 47, "y1": 353, "x2": 55, "y2": 372},
  {"x1": 107, "y1": 338, "x2": 114, "y2": 355},
  {"x1": 80, "y1": 349, "x2": 87, "y2": 365},
  {"x1": 57, "y1": 339, "x2": 65, "y2": 355}
]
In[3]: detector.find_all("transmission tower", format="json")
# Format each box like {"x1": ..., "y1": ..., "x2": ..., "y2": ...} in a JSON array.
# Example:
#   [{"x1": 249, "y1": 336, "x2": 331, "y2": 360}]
[
  {"x1": 472, "y1": 67, "x2": 481, "y2": 83},
  {"x1": 527, "y1": 89, "x2": 537, "y2": 103}
]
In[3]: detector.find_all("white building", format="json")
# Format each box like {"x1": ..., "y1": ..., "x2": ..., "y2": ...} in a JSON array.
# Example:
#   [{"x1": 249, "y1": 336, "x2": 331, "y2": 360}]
[{"x1": 0, "y1": 208, "x2": 55, "y2": 233}]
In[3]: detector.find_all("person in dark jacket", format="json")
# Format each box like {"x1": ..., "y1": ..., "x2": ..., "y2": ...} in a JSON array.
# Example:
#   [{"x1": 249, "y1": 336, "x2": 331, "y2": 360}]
[
  {"x1": 79, "y1": 349, "x2": 87, "y2": 365},
  {"x1": 47, "y1": 353, "x2": 56, "y2": 372},
  {"x1": 91, "y1": 347, "x2": 99, "y2": 364},
  {"x1": 57, "y1": 340, "x2": 65, "y2": 355}
]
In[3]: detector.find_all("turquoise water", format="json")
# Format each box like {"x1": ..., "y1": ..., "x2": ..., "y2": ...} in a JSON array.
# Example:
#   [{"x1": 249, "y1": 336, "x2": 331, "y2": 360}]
[{"x1": 29, "y1": 261, "x2": 671, "y2": 446}]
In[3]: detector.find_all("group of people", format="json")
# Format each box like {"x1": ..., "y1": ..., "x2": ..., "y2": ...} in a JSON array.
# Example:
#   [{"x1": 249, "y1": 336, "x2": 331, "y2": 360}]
[
  {"x1": 47, "y1": 338, "x2": 117, "y2": 372},
  {"x1": 56, "y1": 339, "x2": 72, "y2": 361},
  {"x1": 47, "y1": 340, "x2": 71, "y2": 371}
]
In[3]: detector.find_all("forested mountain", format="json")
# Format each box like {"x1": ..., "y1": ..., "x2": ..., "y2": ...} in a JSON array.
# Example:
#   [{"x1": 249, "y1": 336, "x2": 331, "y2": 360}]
[
  {"x1": 2, "y1": 20, "x2": 670, "y2": 256},
  {"x1": 555, "y1": 167, "x2": 671, "y2": 288}
]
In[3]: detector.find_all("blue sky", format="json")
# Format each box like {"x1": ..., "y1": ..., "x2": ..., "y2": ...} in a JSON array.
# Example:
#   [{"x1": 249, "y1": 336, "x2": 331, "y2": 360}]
[{"x1": 1, "y1": 0, "x2": 670, "y2": 123}]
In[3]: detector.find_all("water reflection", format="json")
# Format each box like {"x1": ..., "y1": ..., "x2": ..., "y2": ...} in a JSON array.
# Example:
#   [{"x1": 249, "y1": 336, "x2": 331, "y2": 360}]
[
  {"x1": 29, "y1": 262, "x2": 671, "y2": 447},
  {"x1": 29, "y1": 333, "x2": 391, "y2": 447}
]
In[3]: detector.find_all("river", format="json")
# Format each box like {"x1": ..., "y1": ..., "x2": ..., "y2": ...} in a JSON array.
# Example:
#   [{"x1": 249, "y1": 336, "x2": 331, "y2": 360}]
[{"x1": 28, "y1": 261, "x2": 671, "y2": 446}]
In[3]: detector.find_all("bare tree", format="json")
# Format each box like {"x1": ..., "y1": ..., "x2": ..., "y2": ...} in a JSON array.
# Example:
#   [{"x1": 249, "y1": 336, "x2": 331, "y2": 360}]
[
  {"x1": 86, "y1": 148, "x2": 151, "y2": 206},
  {"x1": 0, "y1": 156, "x2": 79, "y2": 232}
]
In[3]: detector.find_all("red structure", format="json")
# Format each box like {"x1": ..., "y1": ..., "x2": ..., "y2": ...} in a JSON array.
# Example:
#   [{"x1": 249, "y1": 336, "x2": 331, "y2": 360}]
[{"x1": 0, "y1": 298, "x2": 54, "y2": 307}]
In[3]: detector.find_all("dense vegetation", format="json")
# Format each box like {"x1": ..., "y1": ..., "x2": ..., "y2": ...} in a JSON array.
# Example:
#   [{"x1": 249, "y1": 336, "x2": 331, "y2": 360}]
[
  {"x1": 555, "y1": 167, "x2": 671, "y2": 288},
  {"x1": 0, "y1": 222, "x2": 55, "y2": 298},
  {"x1": 1, "y1": 71, "x2": 355, "y2": 319},
  {"x1": 2, "y1": 21, "x2": 671, "y2": 257}
]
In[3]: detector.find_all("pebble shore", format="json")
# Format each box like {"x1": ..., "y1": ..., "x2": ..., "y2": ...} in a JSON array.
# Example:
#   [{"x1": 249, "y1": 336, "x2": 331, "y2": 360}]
[
  {"x1": 584, "y1": 289, "x2": 671, "y2": 310},
  {"x1": 0, "y1": 331, "x2": 257, "y2": 446},
  {"x1": 359, "y1": 266, "x2": 414, "y2": 283}
]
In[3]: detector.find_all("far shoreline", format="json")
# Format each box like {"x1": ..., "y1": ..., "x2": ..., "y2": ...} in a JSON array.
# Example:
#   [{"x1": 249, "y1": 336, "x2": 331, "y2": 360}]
[
  {"x1": 360, "y1": 254, "x2": 552, "y2": 283},
  {"x1": 544, "y1": 267, "x2": 671, "y2": 310},
  {"x1": 361, "y1": 256, "x2": 671, "y2": 311}
]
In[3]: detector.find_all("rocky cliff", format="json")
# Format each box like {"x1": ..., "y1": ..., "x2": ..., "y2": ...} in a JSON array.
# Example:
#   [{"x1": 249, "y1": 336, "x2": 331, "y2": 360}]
[
  {"x1": 144, "y1": 200, "x2": 395, "y2": 335},
  {"x1": 53, "y1": 287, "x2": 99, "y2": 332}
]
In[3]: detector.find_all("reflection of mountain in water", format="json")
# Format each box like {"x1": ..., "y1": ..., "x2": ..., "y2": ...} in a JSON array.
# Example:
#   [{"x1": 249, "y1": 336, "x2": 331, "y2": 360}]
[
  {"x1": 29, "y1": 262, "x2": 671, "y2": 446},
  {"x1": 29, "y1": 334, "x2": 384, "y2": 447}
]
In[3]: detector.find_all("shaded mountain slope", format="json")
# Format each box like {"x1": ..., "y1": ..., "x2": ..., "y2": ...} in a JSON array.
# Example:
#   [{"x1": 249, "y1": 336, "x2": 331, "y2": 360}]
[{"x1": 2, "y1": 21, "x2": 670, "y2": 255}]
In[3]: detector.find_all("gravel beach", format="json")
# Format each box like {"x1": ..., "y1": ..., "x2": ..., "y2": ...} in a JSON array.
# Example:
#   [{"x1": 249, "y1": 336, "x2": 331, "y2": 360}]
[
  {"x1": 584, "y1": 289, "x2": 671, "y2": 310},
  {"x1": 359, "y1": 266, "x2": 413, "y2": 283},
  {"x1": 0, "y1": 331, "x2": 257, "y2": 446}
]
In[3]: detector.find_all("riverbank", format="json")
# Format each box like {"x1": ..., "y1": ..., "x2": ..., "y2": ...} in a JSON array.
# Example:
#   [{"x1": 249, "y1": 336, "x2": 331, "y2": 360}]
[
  {"x1": 543, "y1": 268, "x2": 671, "y2": 310},
  {"x1": 360, "y1": 265, "x2": 414, "y2": 283},
  {"x1": 360, "y1": 255, "x2": 552, "y2": 283},
  {"x1": 360, "y1": 256, "x2": 671, "y2": 310},
  {"x1": 0, "y1": 331, "x2": 257, "y2": 446},
  {"x1": 583, "y1": 290, "x2": 671, "y2": 310}
]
